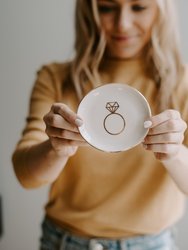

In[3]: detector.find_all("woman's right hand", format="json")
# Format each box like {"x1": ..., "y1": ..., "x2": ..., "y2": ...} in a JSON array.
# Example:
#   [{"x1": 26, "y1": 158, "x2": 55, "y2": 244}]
[{"x1": 43, "y1": 103, "x2": 87, "y2": 157}]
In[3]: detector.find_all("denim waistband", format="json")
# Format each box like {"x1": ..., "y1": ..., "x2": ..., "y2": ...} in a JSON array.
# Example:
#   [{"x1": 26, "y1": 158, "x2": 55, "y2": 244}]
[{"x1": 40, "y1": 217, "x2": 178, "y2": 250}]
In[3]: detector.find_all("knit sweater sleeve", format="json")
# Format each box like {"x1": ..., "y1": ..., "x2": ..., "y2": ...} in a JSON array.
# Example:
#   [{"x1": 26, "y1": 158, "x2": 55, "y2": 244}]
[{"x1": 12, "y1": 63, "x2": 63, "y2": 186}]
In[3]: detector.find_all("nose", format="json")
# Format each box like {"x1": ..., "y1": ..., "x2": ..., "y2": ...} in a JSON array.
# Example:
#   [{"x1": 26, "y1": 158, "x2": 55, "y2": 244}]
[{"x1": 116, "y1": 7, "x2": 133, "y2": 32}]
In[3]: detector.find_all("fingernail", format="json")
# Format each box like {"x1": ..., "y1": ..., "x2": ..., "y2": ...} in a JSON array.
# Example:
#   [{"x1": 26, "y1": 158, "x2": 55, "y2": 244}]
[
  {"x1": 75, "y1": 118, "x2": 83, "y2": 127},
  {"x1": 144, "y1": 120, "x2": 152, "y2": 128}
]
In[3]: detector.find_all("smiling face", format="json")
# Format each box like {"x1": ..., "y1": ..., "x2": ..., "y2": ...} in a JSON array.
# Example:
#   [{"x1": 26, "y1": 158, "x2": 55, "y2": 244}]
[{"x1": 97, "y1": 0, "x2": 158, "y2": 59}]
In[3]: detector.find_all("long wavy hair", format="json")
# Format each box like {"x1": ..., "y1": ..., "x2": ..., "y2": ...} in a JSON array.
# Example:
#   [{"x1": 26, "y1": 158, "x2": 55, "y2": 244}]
[{"x1": 68, "y1": 0, "x2": 184, "y2": 110}]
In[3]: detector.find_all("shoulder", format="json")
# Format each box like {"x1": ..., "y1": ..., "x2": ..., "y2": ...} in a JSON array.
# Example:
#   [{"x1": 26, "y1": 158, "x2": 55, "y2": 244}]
[
  {"x1": 179, "y1": 64, "x2": 188, "y2": 88},
  {"x1": 31, "y1": 61, "x2": 73, "y2": 102},
  {"x1": 36, "y1": 61, "x2": 71, "y2": 83},
  {"x1": 173, "y1": 64, "x2": 188, "y2": 117},
  {"x1": 173, "y1": 64, "x2": 188, "y2": 97},
  {"x1": 179, "y1": 64, "x2": 188, "y2": 145}
]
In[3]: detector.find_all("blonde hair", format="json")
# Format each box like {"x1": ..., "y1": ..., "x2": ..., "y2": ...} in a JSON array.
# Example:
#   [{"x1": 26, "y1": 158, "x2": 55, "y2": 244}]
[
  {"x1": 147, "y1": 0, "x2": 183, "y2": 110},
  {"x1": 70, "y1": 0, "x2": 106, "y2": 100},
  {"x1": 68, "y1": 0, "x2": 183, "y2": 109}
]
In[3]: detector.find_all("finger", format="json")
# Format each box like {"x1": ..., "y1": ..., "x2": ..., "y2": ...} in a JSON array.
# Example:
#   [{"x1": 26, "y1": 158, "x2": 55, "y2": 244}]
[
  {"x1": 69, "y1": 140, "x2": 88, "y2": 147},
  {"x1": 152, "y1": 109, "x2": 181, "y2": 126},
  {"x1": 44, "y1": 113, "x2": 79, "y2": 133},
  {"x1": 52, "y1": 103, "x2": 83, "y2": 127},
  {"x1": 154, "y1": 152, "x2": 172, "y2": 161},
  {"x1": 143, "y1": 143, "x2": 179, "y2": 155},
  {"x1": 147, "y1": 119, "x2": 185, "y2": 135},
  {"x1": 51, "y1": 137, "x2": 88, "y2": 147},
  {"x1": 144, "y1": 133, "x2": 184, "y2": 145},
  {"x1": 144, "y1": 110, "x2": 181, "y2": 128},
  {"x1": 46, "y1": 126, "x2": 85, "y2": 142}
]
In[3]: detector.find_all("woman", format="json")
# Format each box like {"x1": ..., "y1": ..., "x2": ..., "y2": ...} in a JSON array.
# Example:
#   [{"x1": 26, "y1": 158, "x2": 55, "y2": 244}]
[{"x1": 12, "y1": 0, "x2": 188, "y2": 249}]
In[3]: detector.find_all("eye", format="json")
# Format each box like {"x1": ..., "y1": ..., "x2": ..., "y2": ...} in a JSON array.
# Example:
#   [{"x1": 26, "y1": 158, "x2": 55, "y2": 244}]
[
  {"x1": 132, "y1": 4, "x2": 147, "y2": 12},
  {"x1": 98, "y1": 5, "x2": 118, "y2": 14}
]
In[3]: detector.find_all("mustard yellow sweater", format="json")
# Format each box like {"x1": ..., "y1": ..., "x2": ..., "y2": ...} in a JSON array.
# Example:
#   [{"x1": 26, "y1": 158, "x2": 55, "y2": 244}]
[{"x1": 12, "y1": 59, "x2": 188, "y2": 238}]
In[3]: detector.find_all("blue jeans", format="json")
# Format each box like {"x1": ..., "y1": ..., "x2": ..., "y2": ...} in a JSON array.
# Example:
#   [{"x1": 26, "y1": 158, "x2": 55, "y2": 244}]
[{"x1": 40, "y1": 217, "x2": 178, "y2": 250}]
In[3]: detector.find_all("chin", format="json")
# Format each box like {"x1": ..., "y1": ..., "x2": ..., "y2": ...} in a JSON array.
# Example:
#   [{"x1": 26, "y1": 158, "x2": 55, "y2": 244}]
[
  {"x1": 110, "y1": 53, "x2": 140, "y2": 60},
  {"x1": 107, "y1": 47, "x2": 142, "y2": 60},
  {"x1": 108, "y1": 46, "x2": 143, "y2": 60}
]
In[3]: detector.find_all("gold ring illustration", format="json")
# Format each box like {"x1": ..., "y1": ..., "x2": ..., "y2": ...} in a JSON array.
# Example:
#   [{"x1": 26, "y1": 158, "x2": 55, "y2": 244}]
[{"x1": 103, "y1": 102, "x2": 126, "y2": 135}]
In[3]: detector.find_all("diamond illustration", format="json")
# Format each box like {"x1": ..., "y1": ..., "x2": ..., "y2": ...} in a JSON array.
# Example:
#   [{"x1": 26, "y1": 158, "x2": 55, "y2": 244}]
[{"x1": 106, "y1": 102, "x2": 119, "y2": 113}]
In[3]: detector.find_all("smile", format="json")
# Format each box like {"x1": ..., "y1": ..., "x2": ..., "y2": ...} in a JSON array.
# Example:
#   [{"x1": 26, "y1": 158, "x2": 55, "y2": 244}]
[{"x1": 111, "y1": 35, "x2": 138, "y2": 42}]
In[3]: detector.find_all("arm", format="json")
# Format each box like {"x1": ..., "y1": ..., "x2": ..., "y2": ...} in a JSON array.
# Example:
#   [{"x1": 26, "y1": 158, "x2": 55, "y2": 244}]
[
  {"x1": 13, "y1": 105, "x2": 85, "y2": 189},
  {"x1": 12, "y1": 65, "x2": 86, "y2": 189},
  {"x1": 143, "y1": 109, "x2": 188, "y2": 194}
]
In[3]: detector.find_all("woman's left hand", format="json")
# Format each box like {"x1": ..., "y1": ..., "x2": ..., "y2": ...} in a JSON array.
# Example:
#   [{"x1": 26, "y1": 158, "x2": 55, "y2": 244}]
[{"x1": 143, "y1": 109, "x2": 187, "y2": 161}]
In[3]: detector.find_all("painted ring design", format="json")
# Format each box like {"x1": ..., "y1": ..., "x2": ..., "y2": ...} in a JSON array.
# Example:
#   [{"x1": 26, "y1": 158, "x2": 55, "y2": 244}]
[{"x1": 103, "y1": 102, "x2": 126, "y2": 135}]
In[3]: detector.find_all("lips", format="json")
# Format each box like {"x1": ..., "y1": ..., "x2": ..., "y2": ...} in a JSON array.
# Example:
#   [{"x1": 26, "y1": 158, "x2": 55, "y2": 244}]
[{"x1": 111, "y1": 34, "x2": 137, "y2": 42}]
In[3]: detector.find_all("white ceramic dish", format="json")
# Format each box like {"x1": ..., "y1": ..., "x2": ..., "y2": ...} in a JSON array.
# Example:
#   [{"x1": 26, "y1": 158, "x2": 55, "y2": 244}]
[{"x1": 77, "y1": 83, "x2": 151, "y2": 152}]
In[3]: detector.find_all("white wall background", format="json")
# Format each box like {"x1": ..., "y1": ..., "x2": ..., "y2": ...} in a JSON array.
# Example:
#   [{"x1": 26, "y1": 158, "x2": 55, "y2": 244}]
[{"x1": 0, "y1": 1, "x2": 188, "y2": 250}]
